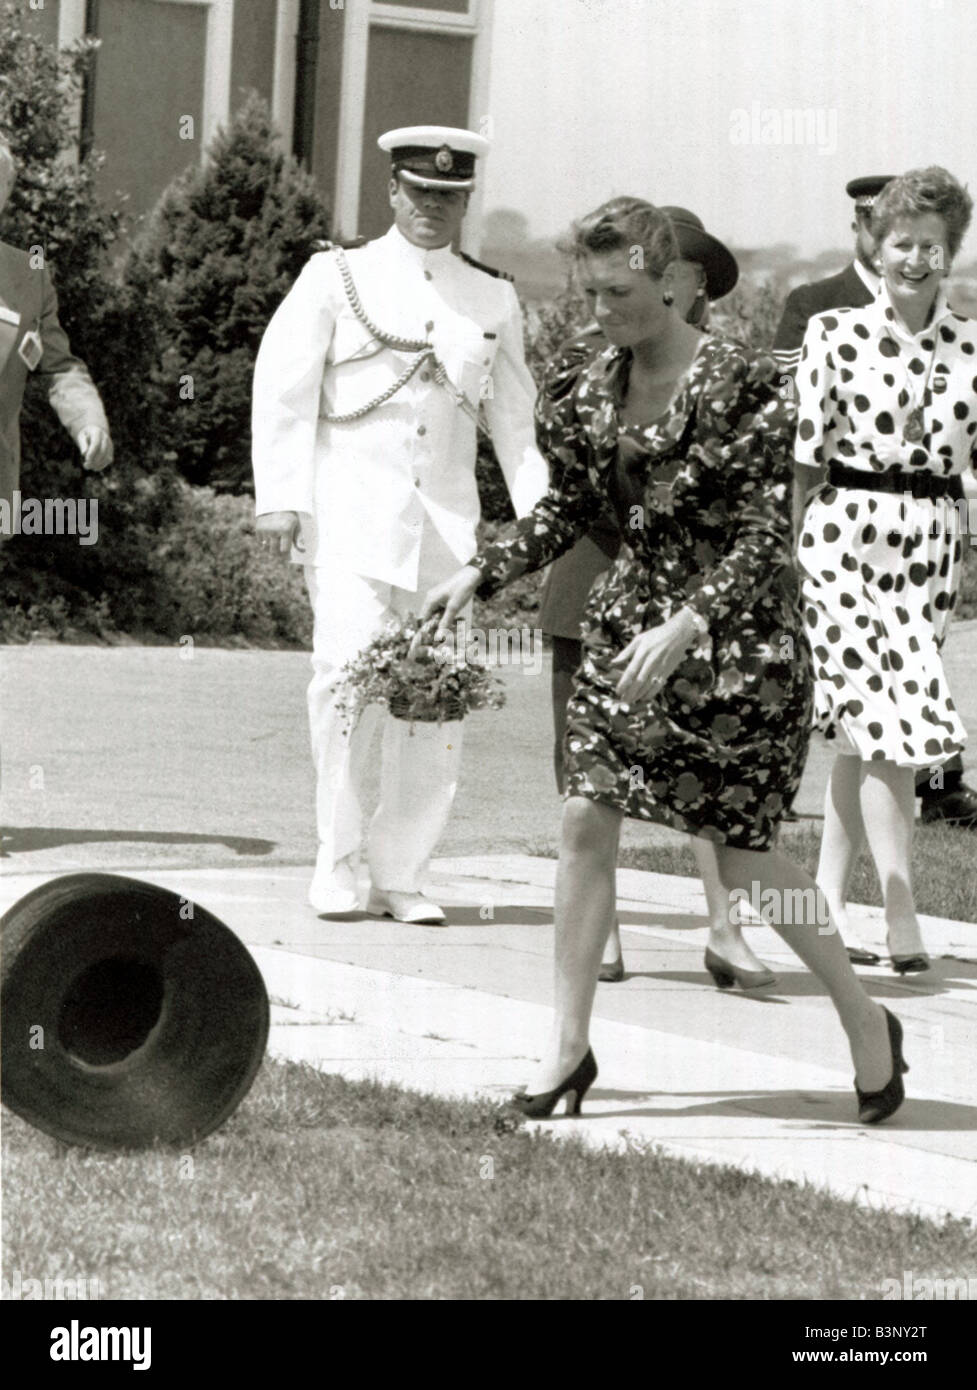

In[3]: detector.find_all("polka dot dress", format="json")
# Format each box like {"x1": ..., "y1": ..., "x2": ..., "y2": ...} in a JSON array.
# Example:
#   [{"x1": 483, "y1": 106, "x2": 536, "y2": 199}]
[{"x1": 794, "y1": 283, "x2": 977, "y2": 767}]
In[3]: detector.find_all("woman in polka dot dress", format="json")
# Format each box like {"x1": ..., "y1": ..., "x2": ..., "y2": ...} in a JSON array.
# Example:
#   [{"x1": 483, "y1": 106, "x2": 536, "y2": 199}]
[{"x1": 794, "y1": 167, "x2": 976, "y2": 973}]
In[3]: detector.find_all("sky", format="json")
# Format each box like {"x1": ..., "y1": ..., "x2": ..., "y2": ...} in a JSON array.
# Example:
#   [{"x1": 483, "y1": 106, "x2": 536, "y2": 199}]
[{"x1": 479, "y1": 0, "x2": 977, "y2": 259}]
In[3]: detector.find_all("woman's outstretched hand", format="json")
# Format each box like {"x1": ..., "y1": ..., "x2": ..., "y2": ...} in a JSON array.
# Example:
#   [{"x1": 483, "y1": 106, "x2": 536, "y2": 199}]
[
  {"x1": 412, "y1": 564, "x2": 483, "y2": 656},
  {"x1": 611, "y1": 609, "x2": 698, "y2": 703}
]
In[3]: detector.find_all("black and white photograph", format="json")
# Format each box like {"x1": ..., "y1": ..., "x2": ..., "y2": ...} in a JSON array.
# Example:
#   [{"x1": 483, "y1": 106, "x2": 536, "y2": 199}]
[{"x1": 1, "y1": 0, "x2": 975, "y2": 1340}]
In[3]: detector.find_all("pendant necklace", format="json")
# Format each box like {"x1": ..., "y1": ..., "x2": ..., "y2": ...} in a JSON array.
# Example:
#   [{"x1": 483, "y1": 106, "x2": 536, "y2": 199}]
[{"x1": 886, "y1": 327, "x2": 937, "y2": 445}]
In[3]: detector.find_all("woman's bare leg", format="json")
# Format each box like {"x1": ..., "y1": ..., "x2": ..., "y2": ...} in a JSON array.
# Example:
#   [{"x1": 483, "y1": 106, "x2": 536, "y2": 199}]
[
  {"x1": 553, "y1": 656, "x2": 621, "y2": 969},
  {"x1": 696, "y1": 836, "x2": 774, "y2": 973},
  {"x1": 525, "y1": 796, "x2": 623, "y2": 1094},
  {"x1": 859, "y1": 761, "x2": 926, "y2": 959},
  {"x1": 817, "y1": 753, "x2": 872, "y2": 951},
  {"x1": 716, "y1": 843, "x2": 894, "y2": 1093}
]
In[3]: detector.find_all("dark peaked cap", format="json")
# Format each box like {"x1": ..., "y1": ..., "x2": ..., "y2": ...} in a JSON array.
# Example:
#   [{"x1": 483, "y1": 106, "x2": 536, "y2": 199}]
[{"x1": 845, "y1": 175, "x2": 896, "y2": 210}]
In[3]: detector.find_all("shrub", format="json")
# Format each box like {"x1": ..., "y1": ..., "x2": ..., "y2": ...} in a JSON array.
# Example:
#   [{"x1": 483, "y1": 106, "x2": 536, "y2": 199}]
[
  {"x1": 124, "y1": 92, "x2": 332, "y2": 494},
  {"x1": 709, "y1": 273, "x2": 790, "y2": 351},
  {"x1": 146, "y1": 483, "x2": 311, "y2": 646}
]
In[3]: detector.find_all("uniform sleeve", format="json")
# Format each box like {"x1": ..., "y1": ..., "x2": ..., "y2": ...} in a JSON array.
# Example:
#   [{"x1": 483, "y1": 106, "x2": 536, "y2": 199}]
[
  {"x1": 480, "y1": 280, "x2": 549, "y2": 517},
  {"x1": 251, "y1": 253, "x2": 339, "y2": 516},
  {"x1": 680, "y1": 350, "x2": 796, "y2": 625},
  {"x1": 771, "y1": 285, "x2": 813, "y2": 374},
  {"x1": 793, "y1": 317, "x2": 830, "y2": 466},
  {"x1": 37, "y1": 270, "x2": 109, "y2": 439},
  {"x1": 470, "y1": 372, "x2": 606, "y2": 598}
]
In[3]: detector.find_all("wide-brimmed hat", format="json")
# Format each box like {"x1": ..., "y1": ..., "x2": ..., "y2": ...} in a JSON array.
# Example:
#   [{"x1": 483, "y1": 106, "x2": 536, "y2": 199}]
[
  {"x1": 1, "y1": 873, "x2": 269, "y2": 1150},
  {"x1": 660, "y1": 207, "x2": 739, "y2": 300}
]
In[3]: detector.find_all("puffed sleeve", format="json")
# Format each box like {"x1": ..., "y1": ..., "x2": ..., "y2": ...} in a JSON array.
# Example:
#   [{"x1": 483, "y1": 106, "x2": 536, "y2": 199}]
[
  {"x1": 481, "y1": 279, "x2": 549, "y2": 517},
  {"x1": 251, "y1": 253, "x2": 340, "y2": 517},
  {"x1": 793, "y1": 316, "x2": 831, "y2": 466},
  {"x1": 538, "y1": 331, "x2": 621, "y2": 558},
  {"x1": 680, "y1": 348, "x2": 796, "y2": 624},
  {"x1": 470, "y1": 368, "x2": 606, "y2": 599}
]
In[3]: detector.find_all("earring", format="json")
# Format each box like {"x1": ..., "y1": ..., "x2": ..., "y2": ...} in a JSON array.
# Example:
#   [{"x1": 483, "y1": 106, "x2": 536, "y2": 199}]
[{"x1": 662, "y1": 291, "x2": 674, "y2": 306}]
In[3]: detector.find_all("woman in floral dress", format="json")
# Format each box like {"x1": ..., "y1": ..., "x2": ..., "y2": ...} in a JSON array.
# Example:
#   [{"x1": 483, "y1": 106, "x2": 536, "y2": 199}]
[
  {"x1": 795, "y1": 167, "x2": 975, "y2": 973},
  {"x1": 422, "y1": 199, "x2": 907, "y2": 1124},
  {"x1": 537, "y1": 205, "x2": 776, "y2": 988}
]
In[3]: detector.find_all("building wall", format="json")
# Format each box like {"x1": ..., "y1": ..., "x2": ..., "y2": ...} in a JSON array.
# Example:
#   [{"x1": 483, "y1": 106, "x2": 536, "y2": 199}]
[
  {"x1": 357, "y1": 25, "x2": 474, "y2": 238},
  {"x1": 92, "y1": 0, "x2": 207, "y2": 216},
  {"x1": 21, "y1": 0, "x2": 492, "y2": 240},
  {"x1": 22, "y1": 0, "x2": 60, "y2": 46},
  {"x1": 382, "y1": 0, "x2": 471, "y2": 12},
  {"x1": 310, "y1": 4, "x2": 345, "y2": 219},
  {"x1": 230, "y1": 0, "x2": 277, "y2": 105}
]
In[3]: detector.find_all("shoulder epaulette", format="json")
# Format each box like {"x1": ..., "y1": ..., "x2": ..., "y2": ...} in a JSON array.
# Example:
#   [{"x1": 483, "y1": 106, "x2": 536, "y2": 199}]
[
  {"x1": 313, "y1": 236, "x2": 368, "y2": 254},
  {"x1": 459, "y1": 251, "x2": 513, "y2": 282}
]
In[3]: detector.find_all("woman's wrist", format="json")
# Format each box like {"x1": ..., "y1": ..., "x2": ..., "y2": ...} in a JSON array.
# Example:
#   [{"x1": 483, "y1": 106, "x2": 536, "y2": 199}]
[
  {"x1": 674, "y1": 605, "x2": 708, "y2": 648},
  {"x1": 678, "y1": 604, "x2": 708, "y2": 633}
]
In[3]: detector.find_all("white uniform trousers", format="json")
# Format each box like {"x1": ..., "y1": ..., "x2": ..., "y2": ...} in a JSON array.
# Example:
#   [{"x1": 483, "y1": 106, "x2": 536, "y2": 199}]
[{"x1": 304, "y1": 522, "x2": 471, "y2": 893}]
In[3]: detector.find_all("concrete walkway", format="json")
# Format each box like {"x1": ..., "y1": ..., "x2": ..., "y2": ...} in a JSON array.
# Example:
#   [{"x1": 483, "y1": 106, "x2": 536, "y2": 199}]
[{"x1": 3, "y1": 853, "x2": 974, "y2": 1226}]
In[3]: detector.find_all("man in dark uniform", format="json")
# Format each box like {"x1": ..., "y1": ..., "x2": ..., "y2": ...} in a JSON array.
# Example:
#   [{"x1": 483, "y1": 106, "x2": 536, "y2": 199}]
[
  {"x1": 773, "y1": 175, "x2": 977, "y2": 831},
  {"x1": 0, "y1": 135, "x2": 112, "y2": 531}
]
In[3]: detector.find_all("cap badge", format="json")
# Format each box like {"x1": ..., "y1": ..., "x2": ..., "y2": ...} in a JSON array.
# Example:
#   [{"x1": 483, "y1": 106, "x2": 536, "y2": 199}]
[{"x1": 435, "y1": 144, "x2": 454, "y2": 173}]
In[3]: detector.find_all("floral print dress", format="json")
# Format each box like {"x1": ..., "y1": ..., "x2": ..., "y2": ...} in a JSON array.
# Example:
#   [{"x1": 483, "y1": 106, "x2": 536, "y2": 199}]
[{"x1": 470, "y1": 335, "x2": 812, "y2": 849}]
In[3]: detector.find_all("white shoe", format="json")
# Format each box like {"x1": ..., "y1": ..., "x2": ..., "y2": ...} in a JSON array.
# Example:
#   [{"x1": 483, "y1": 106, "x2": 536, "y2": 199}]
[
  {"x1": 309, "y1": 853, "x2": 360, "y2": 917},
  {"x1": 366, "y1": 889, "x2": 446, "y2": 926}
]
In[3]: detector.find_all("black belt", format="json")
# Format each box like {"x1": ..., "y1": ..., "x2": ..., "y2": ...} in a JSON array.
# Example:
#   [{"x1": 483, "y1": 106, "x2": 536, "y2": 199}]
[{"x1": 828, "y1": 462, "x2": 963, "y2": 502}]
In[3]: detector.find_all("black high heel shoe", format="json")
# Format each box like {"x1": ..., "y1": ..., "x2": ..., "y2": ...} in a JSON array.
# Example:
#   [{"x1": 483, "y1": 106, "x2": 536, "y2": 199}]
[
  {"x1": 855, "y1": 1007, "x2": 909, "y2": 1125},
  {"x1": 890, "y1": 954, "x2": 931, "y2": 975},
  {"x1": 598, "y1": 955, "x2": 625, "y2": 983},
  {"x1": 510, "y1": 1048, "x2": 598, "y2": 1119},
  {"x1": 704, "y1": 946, "x2": 777, "y2": 991}
]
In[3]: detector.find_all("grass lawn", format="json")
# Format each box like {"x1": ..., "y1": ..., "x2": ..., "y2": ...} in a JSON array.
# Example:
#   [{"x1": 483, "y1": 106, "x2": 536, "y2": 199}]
[
  {"x1": 616, "y1": 821, "x2": 977, "y2": 928},
  {"x1": 528, "y1": 819, "x2": 977, "y2": 927},
  {"x1": 3, "y1": 1057, "x2": 975, "y2": 1301}
]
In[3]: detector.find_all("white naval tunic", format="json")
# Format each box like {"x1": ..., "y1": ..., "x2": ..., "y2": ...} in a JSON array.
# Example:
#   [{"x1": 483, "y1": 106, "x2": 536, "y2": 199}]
[
  {"x1": 252, "y1": 224, "x2": 548, "y2": 588},
  {"x1": 251, "y1": 224, "x2": 548, "y2": 895}
]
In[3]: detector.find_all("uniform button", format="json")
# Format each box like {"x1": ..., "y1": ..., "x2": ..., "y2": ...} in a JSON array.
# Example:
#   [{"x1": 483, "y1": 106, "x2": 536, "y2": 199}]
[
  {"x1": 420, "y1": 370, "x2": 431, "y2": 382},
  {"x1": 414, "y1": 477, "x2": 421, "y2": 487},
  {"x1": 417, "y1": 424, "x2": 427, "y2": 436},
  {"x1": 425, "y1": 320, "x2": 434, "y2": 333},
  {"x1": 424, "y1": 270, "x2": 433, "y2": 281}
]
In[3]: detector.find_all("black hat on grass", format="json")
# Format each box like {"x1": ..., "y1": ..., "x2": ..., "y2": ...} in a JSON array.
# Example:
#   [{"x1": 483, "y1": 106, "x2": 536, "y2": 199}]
[{"x1": 1, "y1": 873, "x2": 269, "y2": 1150}]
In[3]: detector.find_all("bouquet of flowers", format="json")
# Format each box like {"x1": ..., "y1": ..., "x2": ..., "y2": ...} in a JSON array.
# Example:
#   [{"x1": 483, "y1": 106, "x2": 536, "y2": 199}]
[{"x1": 336, "y1": 613, "x2": 507, "y2": 731}]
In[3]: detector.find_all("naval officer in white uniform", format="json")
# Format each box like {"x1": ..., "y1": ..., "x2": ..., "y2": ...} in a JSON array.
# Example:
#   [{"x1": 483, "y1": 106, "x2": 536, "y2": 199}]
[{"x1": 252, "y1": 126, "x2": 548, "y2": 922}]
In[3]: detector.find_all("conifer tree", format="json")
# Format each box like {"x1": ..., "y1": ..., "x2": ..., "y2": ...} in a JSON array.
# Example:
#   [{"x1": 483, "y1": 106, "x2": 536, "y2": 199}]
[{"x1": 127, "y1": 92, "x2": 332, "y2": 492}]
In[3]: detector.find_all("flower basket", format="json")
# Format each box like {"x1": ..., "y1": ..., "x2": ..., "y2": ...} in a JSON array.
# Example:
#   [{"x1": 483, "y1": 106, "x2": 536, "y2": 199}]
[
  {"x1": 337, "y1": 614, "x2": 506, "y2": 732},
  {"x1": 388, "y1": 691, "x2": 467, "y2": 724}
]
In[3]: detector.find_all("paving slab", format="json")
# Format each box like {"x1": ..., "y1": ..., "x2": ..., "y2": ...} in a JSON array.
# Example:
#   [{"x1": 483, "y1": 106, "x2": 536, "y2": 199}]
[{"x1": 3, "y1": 856, "x2": 974, "y2": 1226}]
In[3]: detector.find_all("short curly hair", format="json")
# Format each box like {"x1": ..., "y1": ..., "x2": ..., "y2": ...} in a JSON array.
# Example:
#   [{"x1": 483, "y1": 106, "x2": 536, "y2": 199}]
[
  {"x1": 565, "y1": 197, "x2": 678, "y2": 279},
  {"x1": 871, "y1": 166, "x2": 973, "y2": 261}
]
